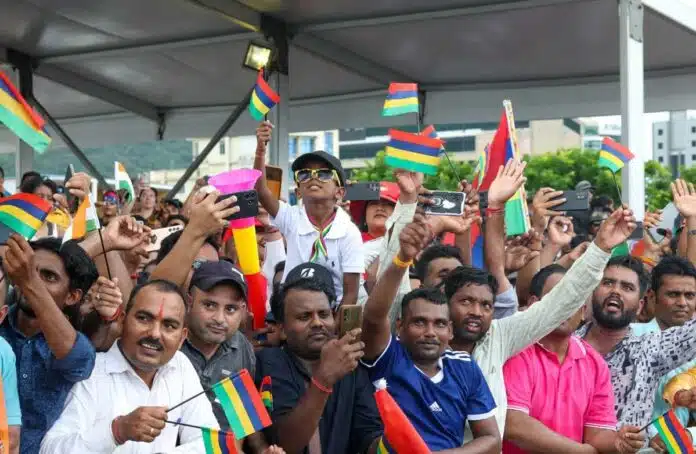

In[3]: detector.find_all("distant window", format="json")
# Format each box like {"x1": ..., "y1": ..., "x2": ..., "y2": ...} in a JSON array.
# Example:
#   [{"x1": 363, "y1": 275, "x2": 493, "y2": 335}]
[
  {"x1": 299, "y1": 137, "x2": 315, "y2": 155},
  {"x1": 681, "y1": 154, "x2": 686, "y2": 165},
  {"x1": 658, "y1": 129, "x2": 664, "y2": 136},
  {"x1": 658, "y1": 156, "x2": 664, "y2": 163},
  {"x1": 219, "y1": 141, "x2": 226, "y2": 155},
  {"x1": 658, "y1": 143, "x2": 663, "y2": 149},
  {"x1": 692, "y1": 141, "x2": 696, "y2": 148},
  {"x1": 324, "y1": 132, "x2": 334, "y2": 155},
  {"x1": 692, "y1": 126, "x2": 696, "y2": 133},
  {"x1": 692, "y1": 154, "x2": 696, "y2": 161},
  {"x1": 289, "y1": 137, "x2": 298, "y2": 159}
]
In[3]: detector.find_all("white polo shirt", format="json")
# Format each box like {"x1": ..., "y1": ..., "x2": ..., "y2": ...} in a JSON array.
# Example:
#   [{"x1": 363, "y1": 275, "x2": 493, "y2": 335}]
[{"x1": 272, "y1": 201, "x2": 365, "y2": 305}]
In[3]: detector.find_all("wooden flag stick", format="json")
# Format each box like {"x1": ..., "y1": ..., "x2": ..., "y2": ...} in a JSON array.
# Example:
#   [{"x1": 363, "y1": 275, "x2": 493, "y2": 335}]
[{"x1": 167, "y1": 371, "x2": 243, "y2": 413}]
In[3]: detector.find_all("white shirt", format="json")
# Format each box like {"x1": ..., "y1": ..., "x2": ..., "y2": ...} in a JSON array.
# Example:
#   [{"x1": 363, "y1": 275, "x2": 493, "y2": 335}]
[
  {"x1": 272, "y1": 201, "x2": 365, "y2": 304},
  {"x1": 40, "y1": 343, "x2": 219, "y2": 454}
]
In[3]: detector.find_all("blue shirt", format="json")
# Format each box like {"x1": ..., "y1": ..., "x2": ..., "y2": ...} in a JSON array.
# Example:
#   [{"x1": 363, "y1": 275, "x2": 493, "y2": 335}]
[
  {"x1": 0, "y1": 337, "x2": 21, "y2": 426},
  {"x1": 362, "y1": 336, "x2": 496, "y2": 451},
  {"x1": 0, "y1": 306, "x2": 96, "y2": 454}
]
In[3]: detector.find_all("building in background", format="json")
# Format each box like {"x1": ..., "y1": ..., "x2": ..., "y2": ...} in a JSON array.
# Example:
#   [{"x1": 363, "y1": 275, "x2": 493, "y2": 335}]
[{"x1": 652, "y1": 111, "x2": 696, "y2": 177}]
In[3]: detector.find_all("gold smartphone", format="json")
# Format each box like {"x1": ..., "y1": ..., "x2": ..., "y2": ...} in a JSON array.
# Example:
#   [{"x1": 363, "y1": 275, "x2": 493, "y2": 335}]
[
  {"x1": 337, "y1": 305, "x2": 363, "y2": 339},
  {"x1": 266, "y1": 165, "x2": 283, "y2": 200}
]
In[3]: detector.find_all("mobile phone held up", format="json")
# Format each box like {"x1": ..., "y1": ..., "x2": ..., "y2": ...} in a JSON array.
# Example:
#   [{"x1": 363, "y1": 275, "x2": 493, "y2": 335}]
[
  {"x1": 345, "y1": 182, "x2": 381, "y2": 202},
  {"x1": 217, "y1": 190, "x2": 259, "y2": 221},
  {"x1": 63, "y1": 164, "x2": 78, "y2": 213},
  {"x1": 145, "y1": 225, "x2": 184, "y2": 252},
  {"x1": 552, "y1": 190, "x2": 591, "y2": 213},
  {"x1": 265, "y1": 165, "x2": 283, "y2": 200},
  {"x1": 338, "y1": 305, "x2": 363, "y2": 340},
  {"x1": 422, "y1": 191, "x2": 465, "y2": 216}
]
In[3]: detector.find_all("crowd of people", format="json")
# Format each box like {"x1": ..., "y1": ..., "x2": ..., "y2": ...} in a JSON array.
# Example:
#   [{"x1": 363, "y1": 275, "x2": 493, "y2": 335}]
[{"x1": 0, "y1": 120, "x2": 694, "y2": 454}]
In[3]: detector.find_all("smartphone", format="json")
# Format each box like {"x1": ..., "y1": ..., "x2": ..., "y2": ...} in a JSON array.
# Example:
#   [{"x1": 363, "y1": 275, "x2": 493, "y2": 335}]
[
  {"x1": 553, "y1": 190, "x2": 590, "y2": 213},
  {"x1": 64, "y1": 165, "x2": 78, "y2": 213},
  {"x1": 629, "y1": 222, "x2": 644, "y2": 241},
  {"x1": 145, "y1": 225, "x2": 184, "y2": 252},
  {"x1": 345, "y1": 182, "x2": 381, "y2": 202},
  {"x1": 423, "y1": 191, "x2": 465, "y2": 216},
  {"x1": 337, "y1": 305, "x2": 363, "y2": 339},
  {"x1": 217, "y1": 190, "x2": 259, "y2": 221},
  {"x1": 266, "y1": 165, "x2": 283, "y2": 200}
]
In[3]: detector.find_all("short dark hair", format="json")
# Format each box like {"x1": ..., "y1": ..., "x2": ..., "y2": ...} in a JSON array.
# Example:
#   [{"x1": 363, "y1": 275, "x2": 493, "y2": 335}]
[
  {"x1": 30, "y1": 238, "x2": 98, "y2": 298},
  {"x1": 275, "y1": 279, "x2": 334, "y2": 322},
  {"x1": 156, "y1": 230, "x2": 219, "y2": 264},
  {"x1": 415, "y1": 244, "x2": 463, "y2": 281},
  {"x1": 125, "y1": 279, "x2": 187, "y2": 314},
  {"x1": 529, "y1": 264, "x2": 567, "y2": 299},
  {"x1": 19, "y1": 176, "x2": 52, "y2": 195},
  {"x1": 20, "y1": 171, "x2": 40, "y2": 185},
  {"x1": 401, "y1": 287, "x2": 448, "y2": 318},
  {"x1": 443, "y1": 266, "x2": 498, "y2": 301},
  {"x1": 590, "y1": 195, "x2": 614, "y2": 210},
  {"x1": 606, "y1": 255, "x2": 649, "y2": 297},
  {"x1": 651, "y1": 255, "x2": 696, "y2": 293},
  {"x1": 165, "y1": 214, "x2": 188, "y2": 227}
]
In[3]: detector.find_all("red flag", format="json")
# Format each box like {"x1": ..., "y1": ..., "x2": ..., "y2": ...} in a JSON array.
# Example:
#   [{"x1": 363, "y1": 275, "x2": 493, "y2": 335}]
[
  {"x1": 478, "y1": 109, "x2": 515, "y2": 191},
  {"x1": 373, "y1": 380, "x2": 431, "y2": 453}
]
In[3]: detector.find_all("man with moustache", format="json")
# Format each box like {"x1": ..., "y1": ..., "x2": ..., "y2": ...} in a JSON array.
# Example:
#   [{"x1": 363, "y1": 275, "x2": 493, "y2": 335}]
[
  {"x1": 40, "y1": 280, "x2": 222, "y2": 453},
  {"x1": 180, "y1": 260, "x2": 255, "y2": 430},
  {"x1": 0, "y1": 235, "x2": 98, "y2": 454},
  {"x1": 503, "y1": 264, "x2": 643, "y2": 454},
  {"x1": 255, "y1": 262, "x2": 383, "y2": 454},
  {"x1": 577, "y1": 255, "x2": 696, "y2": 431},
  {"x1": 363, "y1": 215, "x2": 501, "y2": 453}
]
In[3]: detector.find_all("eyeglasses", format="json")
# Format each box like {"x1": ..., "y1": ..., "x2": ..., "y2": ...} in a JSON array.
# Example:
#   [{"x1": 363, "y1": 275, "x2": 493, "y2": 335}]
[
  {"x1": 294, "y1": 168, "x2": 338, "y2": 184},
  {"x1": 103, "y1": 196, "x2": 119, "y2": 205}
]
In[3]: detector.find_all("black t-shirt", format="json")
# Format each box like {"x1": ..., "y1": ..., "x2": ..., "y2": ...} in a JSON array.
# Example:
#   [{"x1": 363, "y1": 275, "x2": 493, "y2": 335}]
[{"x1": 255, "y1": 347, "x2": 383, "y2": 454}]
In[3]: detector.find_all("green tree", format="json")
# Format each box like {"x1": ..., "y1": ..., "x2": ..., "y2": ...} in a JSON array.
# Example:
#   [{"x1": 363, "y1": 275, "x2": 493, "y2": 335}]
[{"x1": 350, "y1": 151, "x2": 474, "y2": 190}]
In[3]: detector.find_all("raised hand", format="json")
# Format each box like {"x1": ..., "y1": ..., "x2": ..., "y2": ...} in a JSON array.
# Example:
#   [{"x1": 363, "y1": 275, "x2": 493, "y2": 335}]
[
  {"x1": 547, "y1": 216, "x2": 575, "y2": 247},
  {"x1": 504, "y1": 231, "x2": 541, "y2": 273},
  {"x1": 460, "y1": 180, "x2": 480, "y2": 213},
  {"x1": 102, "y1": 215, "x2": 151, "y2": 252},
  {"x1": 187, "y1": 190, "x2": 239, "y2": 238},
  {"x1": 428, "y1": 205, "x2": 481, "y2": 237},
  {"x1": 531, "y1": 187, "x2": 565, "y2": 230},
  {"x1": 394, "y1": 169, "x2": 424, "y2": 204},
  {"x1": 399, "y1": 214, "x2": 432, "y2": 261},
  {"x1": 672, "y1": 179, "x2": 696, "y2": 219},
  {"x1": 487, "y1": 160, "x2": 527, "y2": 208},
  {"x1": 87, "y1": 276, "x2": 123, "y2": 320},
  {"x1": 643, "y1": 210, "x2": 663, "y2": 230},
  {"x1": 2, "y1": 234, "x2": 37, "y2": 289},
  {"x1": 594, "y1": 205, "x2": 637, "y2": 253},
  {"x1": 256, "y1": 121, "x2": 273, "y2": 152},
  {"x1": 65, "y1": 172, "x2": 92, "y2": 202},
  {"x1": 314, "y1": 328, "x2": 364, "y2": 388}
]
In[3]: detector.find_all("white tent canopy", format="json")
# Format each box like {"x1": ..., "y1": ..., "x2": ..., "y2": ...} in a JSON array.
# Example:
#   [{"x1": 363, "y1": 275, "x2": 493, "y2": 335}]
[{"x1": 1, "y1": 0, "x2": 696, "y2": 214}]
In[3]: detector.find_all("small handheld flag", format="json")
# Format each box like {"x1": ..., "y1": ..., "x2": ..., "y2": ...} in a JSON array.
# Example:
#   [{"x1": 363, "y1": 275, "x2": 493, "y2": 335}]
[
  {"x1": 259, "y1": 376, "x2": 273, "y2": 411},
  {"x1": 652, "y1": 410, "x2": 694, "y2": 454},
  {"x1": 63, "y1": 197, "x2": 100, "y2": 243},
  {"x1": 114, "y1": 162, "x2": 135, "y2": 204},
  {"x1": 0, "y1": 193, "x2": 53, "y2": 240},
  {"x1": 202, "y1": 427, "x2": 238, "y2": 454},
  {"x1": 385, "y1": 129, "x2": 443, "y2": 175},
  {"x1": 373, "y1": 379, "x2": 431, "y2": 454},
  {"x1": 249, "y1": 69, "x2": 280, "y2": 121},
  {"x1": 382, "y1": 83, "x2": 419, "y2": 117},
  {"x1": 598, "y1": 137, "x2": 634, "y2": 173},
  {"x1": 211, "y1": 369, "x2": 272, "y2": 439},
  {"x1": 0, "y1": 71, "x2": 51, "y2": 153}
]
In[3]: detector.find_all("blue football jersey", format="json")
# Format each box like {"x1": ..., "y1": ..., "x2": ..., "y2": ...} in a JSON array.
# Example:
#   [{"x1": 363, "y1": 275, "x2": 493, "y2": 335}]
[{"x1": 362, "y1": 336, "x2": 496, "y2": 451}]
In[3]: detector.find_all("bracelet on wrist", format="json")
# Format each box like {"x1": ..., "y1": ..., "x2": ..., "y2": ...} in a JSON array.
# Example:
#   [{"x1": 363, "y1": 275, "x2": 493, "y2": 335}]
[
  {"x1": 101, "y1": 305, "x2": 123, "y2": 323},
  {"x1": 393, "y1": 254, "x2": 414, "y2": 269},
  {"x1": 311, "y1": 376, "x2": 333, "y2": 394},
  {"x1": 486, "y1": 206, "x2": 505, "y2": 216}
]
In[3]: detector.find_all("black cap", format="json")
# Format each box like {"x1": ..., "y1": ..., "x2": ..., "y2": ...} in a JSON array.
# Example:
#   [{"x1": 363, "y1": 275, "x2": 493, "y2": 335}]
[
  {"x1": 165, "y1": 199, "x2": 183, "y2": 209},
  {"x1": 283, "y1": 262, "x2": 336, "y2": 302},
  {"x1": 190, "y1": 260, "x2": 247, "y2": 299},
  {"x1": 291, "y1": 151, "x2": 346, "y2": 186}
]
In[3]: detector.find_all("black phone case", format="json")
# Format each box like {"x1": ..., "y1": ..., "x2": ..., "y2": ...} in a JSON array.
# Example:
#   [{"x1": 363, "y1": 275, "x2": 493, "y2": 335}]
[
  {"x1": 424, "y1": 191, "x2": 465, "y2": 216},
  {"x1": 345, "y1": 182, "x2": 381, "y2": 201},
  {"x1": 218, "y1": 190, "x2": 259, "y2": 221},
  {"x1": 554, "y1": 190, "x2": 590, "y2": 213}
]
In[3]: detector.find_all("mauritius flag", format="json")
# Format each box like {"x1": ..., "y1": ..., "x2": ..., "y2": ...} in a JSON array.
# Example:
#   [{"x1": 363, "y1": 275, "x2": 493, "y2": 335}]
[{"x1": 479, "y1": 100, "x2": 530, "y2": 236}]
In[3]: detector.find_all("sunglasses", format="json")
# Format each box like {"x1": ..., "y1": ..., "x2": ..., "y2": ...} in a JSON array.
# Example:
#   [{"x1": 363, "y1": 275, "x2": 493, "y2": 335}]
[
  {"x1": 294, "y1": 168, "x2": 338, "y2": 184},
  {"x1": 103, "y1": 196, "x2": 119, "y2": 205}
]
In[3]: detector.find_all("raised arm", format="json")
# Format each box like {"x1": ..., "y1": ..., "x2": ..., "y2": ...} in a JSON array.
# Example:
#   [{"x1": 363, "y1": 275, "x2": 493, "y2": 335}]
[
  {"x1": 253, "y1": 121, "x2": 281, "y2": 217},
  {"x1": 672, "y1": 179, "x2": 696, "y2": 265},
  {"x1": 363, "y1": 215, "x2": 431, "y2": 360}
]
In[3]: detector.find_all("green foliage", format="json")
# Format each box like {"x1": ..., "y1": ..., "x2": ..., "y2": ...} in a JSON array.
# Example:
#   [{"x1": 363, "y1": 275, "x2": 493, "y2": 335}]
[
  {"x1": 350, "y1": 147, "x2": 680, "y2": 210},
  {"x1": 350, "y1": 151, "x2": 473, "y2": 190}
]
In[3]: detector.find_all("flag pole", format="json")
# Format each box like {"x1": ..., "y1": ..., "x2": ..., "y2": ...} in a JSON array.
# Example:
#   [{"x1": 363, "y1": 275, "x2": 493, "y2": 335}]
[
  {"x1": 97, "y1": 229, "x2": 112, "y2": 280},
  {"x1": 639, "y1": 410, "x2": 669, "y2": 432},
  {"x1": 167, "y1": 371, "x2": 243, "y2": 413},
  {"x1": 611, "y1": 172, "x2": 623, "y2": 202},
  {"x1": 165, "y1": 419, "x2": 236, "y2": 436}
]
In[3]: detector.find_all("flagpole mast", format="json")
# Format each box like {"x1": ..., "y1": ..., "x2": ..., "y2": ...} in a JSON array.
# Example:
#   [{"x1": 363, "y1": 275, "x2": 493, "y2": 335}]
[{"x1": 167, "y1": 370, "x2": 243, "y2": 413}]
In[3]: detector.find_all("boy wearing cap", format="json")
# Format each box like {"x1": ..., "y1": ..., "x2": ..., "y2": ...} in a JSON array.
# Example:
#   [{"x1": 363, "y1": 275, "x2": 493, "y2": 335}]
[
  {"x1": 254, "y1": 122, "x2": 365, "y2": 308},
  {"x1": 180, "y1": 260, "x2": 256, "y2": 431}
]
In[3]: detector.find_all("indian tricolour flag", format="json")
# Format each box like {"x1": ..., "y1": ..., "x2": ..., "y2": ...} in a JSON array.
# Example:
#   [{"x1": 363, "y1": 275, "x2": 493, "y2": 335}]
[
  {"x1": 63, "y1": 197, "x2": 100, "y2": 243},
  {"x1": 115, "y1": 161, "x2": 135, "y2": 204}
]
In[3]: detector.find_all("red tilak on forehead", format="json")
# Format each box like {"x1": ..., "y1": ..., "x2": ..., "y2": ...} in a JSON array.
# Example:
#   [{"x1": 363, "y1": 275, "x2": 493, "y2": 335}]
[{"x1": 157, "y1": 302, "x2": 164, "y2": 320}]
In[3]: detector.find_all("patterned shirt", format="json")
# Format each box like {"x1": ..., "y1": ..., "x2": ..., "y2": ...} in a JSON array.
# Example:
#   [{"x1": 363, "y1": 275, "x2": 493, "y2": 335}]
[{"x1": 577, "y1": 318, "x2": 696, "y2": 428}]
